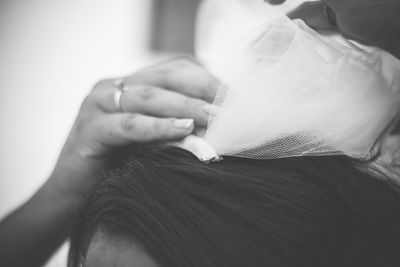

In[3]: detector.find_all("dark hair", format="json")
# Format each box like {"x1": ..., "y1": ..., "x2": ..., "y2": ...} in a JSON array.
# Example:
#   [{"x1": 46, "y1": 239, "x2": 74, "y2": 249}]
[{"x1": 69, "y1": 145, "x2": 400, "y2": 267}]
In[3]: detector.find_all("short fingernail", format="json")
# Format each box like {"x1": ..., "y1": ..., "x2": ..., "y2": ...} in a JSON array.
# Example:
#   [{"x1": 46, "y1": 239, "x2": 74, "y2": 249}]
[
  {"x1": 203, "y1": 104, "x2": 219, "y2": 116},
  {"x1": 173, "y1": 119, "x2": 194, "y2": 129}
]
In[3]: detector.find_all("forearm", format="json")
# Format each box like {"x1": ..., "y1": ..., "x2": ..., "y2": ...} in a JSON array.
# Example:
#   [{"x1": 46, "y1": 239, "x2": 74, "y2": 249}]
[
  {"x1": 0, "y1": 150, "x2": 103, "y2": 267},
  {"x1": 0, "y1": 175, "x2": 87, "y2": 267}
]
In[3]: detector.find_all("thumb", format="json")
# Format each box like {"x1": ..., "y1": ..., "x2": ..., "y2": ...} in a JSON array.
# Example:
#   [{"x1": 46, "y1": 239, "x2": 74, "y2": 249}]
[{"x1": 287, "y1": 1, "x2": 337, "y2": 31}]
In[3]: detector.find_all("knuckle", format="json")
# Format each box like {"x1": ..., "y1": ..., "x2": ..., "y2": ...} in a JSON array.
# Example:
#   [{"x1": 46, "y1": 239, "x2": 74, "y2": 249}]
[
  {"x1": 136, "y1": 86, "x2": 156, "y2": 101},
  {"x1": 181, "y1": 97, "x2": 191, "y2": 108},
  {"x1": 121, "y1": 114, "x2": 138, "y2": 133},
  {"x1": 159, "y1": 63, "x2": 183, "y2": 76},
  {"x1": 180, "y1": 97, "x2": 195, "y2": 111},
  {"x1": 150, "y1": 63, "x2": 179, "y2": 77},
  {"x1": 152, "y1": 66, "x2": 172, "y2": 78}
]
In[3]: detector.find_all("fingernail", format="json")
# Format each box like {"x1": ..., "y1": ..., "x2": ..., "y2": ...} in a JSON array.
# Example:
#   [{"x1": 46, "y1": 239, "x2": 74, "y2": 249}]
[
  {"x1": 173, "y1": 119, "x2": 194, "y2": 129},
  {"x1": 203, "y1": 104, "x2": 219, "y2": 116}
]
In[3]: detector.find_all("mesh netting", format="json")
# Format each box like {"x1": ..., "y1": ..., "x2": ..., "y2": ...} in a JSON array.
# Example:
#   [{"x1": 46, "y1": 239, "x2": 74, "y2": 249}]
[{"x1": 200, "y1": 15, "x2": 400, "y2": 160}]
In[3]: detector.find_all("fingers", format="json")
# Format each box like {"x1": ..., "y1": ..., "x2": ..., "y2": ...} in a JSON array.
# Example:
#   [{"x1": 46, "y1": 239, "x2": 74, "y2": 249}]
[
  {"x1": 86, "y1": 57, "x2": 219, "y2": 149},
  {"x1": 264, "y1": 0, "x2": 286, "y2": 5},
  {"x1": 94, "y1": 114, "x2": 194, "y2": 145},
  {"x1": 124, "y1": 57, "x2": 219, "y2": 102},
  {"x1": 287, "y1": 1, "x2": 337, "y2": 31},
  {"x1": 89, "y1": 81, "x2": 211, "y2": 127},
  {"x1": 119, "y1": 85, "x2": 210, "y2": 127}
]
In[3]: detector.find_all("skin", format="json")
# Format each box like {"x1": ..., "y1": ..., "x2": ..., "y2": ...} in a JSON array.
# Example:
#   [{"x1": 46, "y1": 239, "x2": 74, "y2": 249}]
[
  {"x1": 84, "y1": 231, "x2": 159, "y2": 267},
  {"x1": 266, "y1": 0, "x2": 400, "y2": 59},
  {"x1": 0, "y1": 57, "x2": 218, "y2": 267}
]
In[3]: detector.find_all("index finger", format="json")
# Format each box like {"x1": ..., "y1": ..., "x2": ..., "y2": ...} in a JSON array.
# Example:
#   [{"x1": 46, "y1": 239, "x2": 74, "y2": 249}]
[
  {"x1": 264, "y1": 0, "x2": 286, "y2": 5},
  {"x1": 124, "y1": 58, "x2": 219, "y2": 103}
]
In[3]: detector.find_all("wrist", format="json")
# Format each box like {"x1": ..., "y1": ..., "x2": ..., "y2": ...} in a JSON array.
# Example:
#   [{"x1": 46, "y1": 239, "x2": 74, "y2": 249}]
[
  {"x1": 50, "y1": 152, "x2": 104, "y2": 205},
  {"x1": 44, "y1": 172, "x2": 90, "y2": 217}
]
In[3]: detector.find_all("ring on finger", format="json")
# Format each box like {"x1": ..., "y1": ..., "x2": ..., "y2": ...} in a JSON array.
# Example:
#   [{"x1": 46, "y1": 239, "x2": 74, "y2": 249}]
[{"x1": 113, "y1": 79, "x2": 129, "y2": 112}]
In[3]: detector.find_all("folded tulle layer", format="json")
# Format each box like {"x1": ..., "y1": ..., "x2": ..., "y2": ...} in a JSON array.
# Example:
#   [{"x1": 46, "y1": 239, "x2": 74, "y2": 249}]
[{"x1": 173, "y1": 0, "x2": 400, "y2": 162}]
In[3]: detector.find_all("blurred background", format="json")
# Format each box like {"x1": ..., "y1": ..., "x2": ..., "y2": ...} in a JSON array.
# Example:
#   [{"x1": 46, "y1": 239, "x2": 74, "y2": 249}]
[{"x1": 0, "y1": 0, "x2": 299, "y2": 265}]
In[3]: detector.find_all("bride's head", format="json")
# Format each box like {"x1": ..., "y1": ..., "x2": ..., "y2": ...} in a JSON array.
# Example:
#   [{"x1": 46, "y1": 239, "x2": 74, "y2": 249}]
[{"x1": 69, "y1": 145, "x2": 400, "y2": 267}]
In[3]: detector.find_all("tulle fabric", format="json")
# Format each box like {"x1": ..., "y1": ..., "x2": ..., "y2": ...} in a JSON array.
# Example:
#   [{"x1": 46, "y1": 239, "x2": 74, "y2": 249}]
[{"x1": 174, "y1": 0, "x2": 400, "y2": 161}]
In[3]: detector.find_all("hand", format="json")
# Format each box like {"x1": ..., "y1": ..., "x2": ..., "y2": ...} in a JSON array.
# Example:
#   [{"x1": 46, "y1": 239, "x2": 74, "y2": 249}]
[
  {"x1": 0, "y1": 57, "x2": 219, "y2": 267},
  {"x1": 265, "y1": 0, "x2": 400, "y2": 58},
  {"x1": 52, "y1": 57, "x2": 219, "y2": 199}
]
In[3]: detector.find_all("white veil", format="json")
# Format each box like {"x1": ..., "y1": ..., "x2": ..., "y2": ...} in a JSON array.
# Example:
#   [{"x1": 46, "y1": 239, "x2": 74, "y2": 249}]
[{"x1": 174, "y1": 0, "x2": 400, "y2": 162}]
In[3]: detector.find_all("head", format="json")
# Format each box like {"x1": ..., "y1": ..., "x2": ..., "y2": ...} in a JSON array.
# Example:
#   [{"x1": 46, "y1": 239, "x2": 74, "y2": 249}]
[{"x1": 69, "y1": 145, "x2": 400, "y2": 267}]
